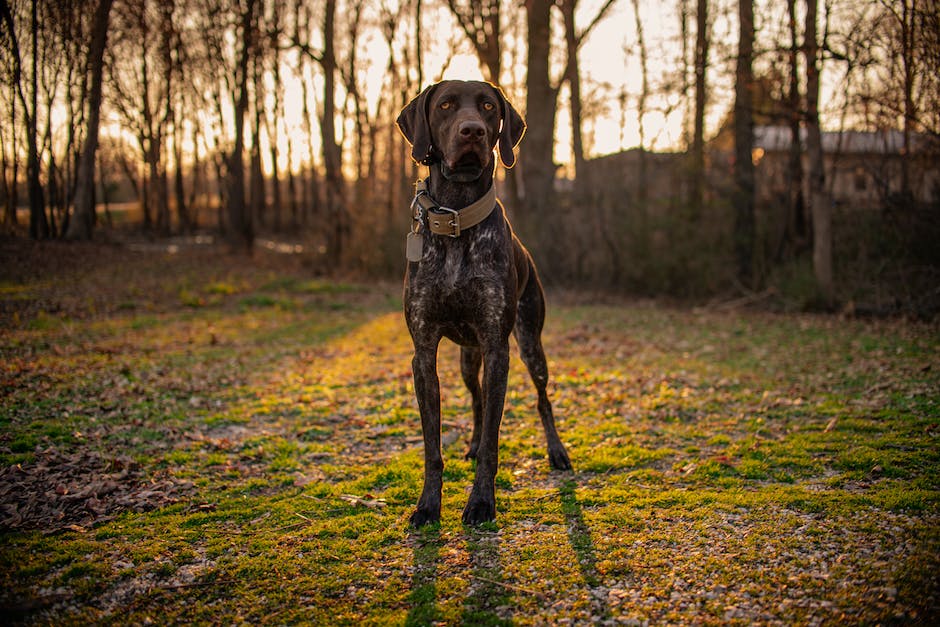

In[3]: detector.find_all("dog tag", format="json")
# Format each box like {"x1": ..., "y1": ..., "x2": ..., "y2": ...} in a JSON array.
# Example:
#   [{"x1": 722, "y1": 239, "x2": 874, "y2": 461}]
[{"x1": 406, "y1": 231, "x2": 424, "y2": 262}]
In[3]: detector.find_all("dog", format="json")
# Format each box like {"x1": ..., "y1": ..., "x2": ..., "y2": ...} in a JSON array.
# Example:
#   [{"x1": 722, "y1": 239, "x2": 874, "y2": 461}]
[{"x1": 396, "y1": 80, "x2": 572, "y2": 526}]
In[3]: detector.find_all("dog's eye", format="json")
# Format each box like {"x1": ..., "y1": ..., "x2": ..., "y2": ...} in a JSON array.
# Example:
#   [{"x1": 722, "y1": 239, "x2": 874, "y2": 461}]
[
  {"x1": 482, "y1": 102, "x2": 495, "y2": 111},
  {"x1": 440, "y1": 102, "x2": 452, "y2": 110}
]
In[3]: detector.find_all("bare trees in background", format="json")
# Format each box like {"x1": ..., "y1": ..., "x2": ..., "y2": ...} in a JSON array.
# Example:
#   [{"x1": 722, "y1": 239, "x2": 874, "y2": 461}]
[{"x1": 1, "y1": 0, "x2": 47, "y2": 238}]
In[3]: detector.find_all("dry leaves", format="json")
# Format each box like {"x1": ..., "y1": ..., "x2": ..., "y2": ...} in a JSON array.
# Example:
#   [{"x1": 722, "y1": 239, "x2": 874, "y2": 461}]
[{"x1": 0, "y1": 446, "x2": 193, "y2": 532}]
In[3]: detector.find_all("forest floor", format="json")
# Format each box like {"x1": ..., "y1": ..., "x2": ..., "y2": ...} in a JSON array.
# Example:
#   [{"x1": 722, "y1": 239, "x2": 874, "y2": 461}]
[{"x1": 1, "y1": 236, "x2": 938, "y2": 625}]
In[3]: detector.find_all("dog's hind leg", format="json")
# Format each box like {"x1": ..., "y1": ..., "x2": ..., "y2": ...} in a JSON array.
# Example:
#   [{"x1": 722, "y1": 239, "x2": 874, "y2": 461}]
[
  {"x1": 460, "y1": 346, "x2": 484, "y2": 461},
  {"x1": 514, "y1": 270, "x2": 572, "y2": 471}
]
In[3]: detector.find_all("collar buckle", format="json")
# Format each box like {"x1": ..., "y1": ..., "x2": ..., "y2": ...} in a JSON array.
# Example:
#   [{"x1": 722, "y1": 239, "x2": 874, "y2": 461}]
[{"x1": 432, "y1": 207, "x2": 460, "y2": 238}]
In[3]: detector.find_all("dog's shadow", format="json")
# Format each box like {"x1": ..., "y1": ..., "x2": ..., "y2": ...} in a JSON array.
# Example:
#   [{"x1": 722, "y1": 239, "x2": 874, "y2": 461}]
[
  {"x1": 461, "y1": 525, "x2": 510, "y2": 624},
  {"x1": 559, "y1": 479, "x2": 611, "y2": 619},
  {"x1": 405, "y1": 479, "x2": 609, "y2": 624},
  {"x1": 405, "y1": 526, "x2": 444, "y2": 626},
  {"x1": 405, "y1": 523, "x2": 512, "y2": 626}
]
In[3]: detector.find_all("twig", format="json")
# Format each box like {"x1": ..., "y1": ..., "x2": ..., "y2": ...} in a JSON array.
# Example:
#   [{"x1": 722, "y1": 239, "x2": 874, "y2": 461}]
[
  {"x1": 698, "y1": 287, "x2": 776, "y2": 312},
  {"x1": 272, "y1": 520, "x2": 310, "y2": 532},
  {"x1": 469, "y1": 574, "x2": 547, "y2": 600},
  {"x1": 864, "y1": 381, "x2": 892, "y2": 395},
  {"x1": 156, "y1": 578, "x2": 236, "y2": 591}
]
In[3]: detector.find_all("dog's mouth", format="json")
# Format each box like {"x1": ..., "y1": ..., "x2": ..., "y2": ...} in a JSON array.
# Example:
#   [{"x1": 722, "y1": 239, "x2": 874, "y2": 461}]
[{"x1": 442, "y1": 151, "x2": 486, "y2": 183}]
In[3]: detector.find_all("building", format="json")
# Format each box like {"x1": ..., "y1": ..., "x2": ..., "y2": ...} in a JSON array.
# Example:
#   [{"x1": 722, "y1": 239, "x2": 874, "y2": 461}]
[{"x1": 752, "y1": 126, "x2": 939, "y2": 210}]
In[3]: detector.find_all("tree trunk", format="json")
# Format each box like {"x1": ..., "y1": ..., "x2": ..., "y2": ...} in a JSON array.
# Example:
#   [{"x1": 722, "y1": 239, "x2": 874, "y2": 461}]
[
  {"x1": 225, "y1": 0, "x2": 257, "y2": 253},
  {"x1": 268, "y1": 37, "x2": 283, "y2": 232},
  {"x1": 785, "y1": 0, "x2": 806, "y2": 255},
  {"x1": 631, "y1": 0, "x2": 650, "y2": 209},
  {"x1": 900, "y1": 0, "x2": 916, "y2": 202},
  {"x1": 1, "y1": 81, "x2": 18, "y2": 228},
  {"x1": 345, "y1": 0, "x2": 369, "y2": 208},
  {"x1": 174, "y1": 120, "x2": 189, "y2": 233},
  {"x1": 415, "y1": 0, "x2": 423, "y2": 87},
  {"x1": 67, "y1": 0, "x2": 114, "y2": 240},
  {"x1": 171, "y1": 9, "x2": 189, "y2": 234},
  {"x1": 561, "y1": 0, "x2": 585, "y2": 181},
  {"x1": 299, "y1": 58, "x2": 318, "y2": 227},
  {"x1": 690, "y1": 0, "x2": 709, "y2": 220},
  {"x1": 523, "y1": 0, "x2": 558, "y2": 218},
  {"x1": 27, "y1": 0, "x2": 48, "y2": 239},
  {"x1": 249, "y1": 51, "x2": 265, "y2": 230},
  {"x1": 188, "y1": 125, "x2": 203, "y2": 227},
  {"x1": 804, "y1": 0, "x2": 833, "y2": 306},
  {"x1": 321, "y1": 0, "x2": 346, "y2": 268},
  {"x1": 679, "y1": 0, "x2": 692, "y2": 150},
  {"x1": 733, "y1": 0, "x2": 755, "y2": 287},
  {"x1": 286, "y1": 136, "x2": 298, "y2": 229},
  {"x1": 0, "y1": 117, "x2": 11, "y2": 228}
]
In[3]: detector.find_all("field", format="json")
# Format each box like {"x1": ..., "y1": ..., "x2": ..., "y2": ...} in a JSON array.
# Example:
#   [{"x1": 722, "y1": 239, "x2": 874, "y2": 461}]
[{"x1": 1, "y1": 239, "x2": 938, "y2": 624}]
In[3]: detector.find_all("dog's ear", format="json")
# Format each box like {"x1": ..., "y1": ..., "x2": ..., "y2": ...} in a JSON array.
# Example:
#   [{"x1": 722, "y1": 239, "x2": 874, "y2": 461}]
[
  {"x1": 397, "y1": 84, "x2": 438, "y2": 165},
  {"x1": 495, "y1": 87, "x2": 526, "y2": 169}
]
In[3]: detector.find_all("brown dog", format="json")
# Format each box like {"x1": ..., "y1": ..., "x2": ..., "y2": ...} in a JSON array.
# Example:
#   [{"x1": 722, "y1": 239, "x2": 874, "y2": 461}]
[{"x1": 397, "y1": 80, "x2": 571, "y2": 526}]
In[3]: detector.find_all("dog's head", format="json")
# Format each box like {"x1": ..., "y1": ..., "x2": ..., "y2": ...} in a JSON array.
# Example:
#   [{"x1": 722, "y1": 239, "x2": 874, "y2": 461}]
[{"x1": 397, "y1": 80, "x2": 526, "y2": 182}]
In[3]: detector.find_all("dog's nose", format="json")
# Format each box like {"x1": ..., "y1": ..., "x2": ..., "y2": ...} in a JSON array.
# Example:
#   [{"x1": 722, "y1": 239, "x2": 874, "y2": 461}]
[{"x1": 458, "y1": 120, "x2": 486, "y2": 142}]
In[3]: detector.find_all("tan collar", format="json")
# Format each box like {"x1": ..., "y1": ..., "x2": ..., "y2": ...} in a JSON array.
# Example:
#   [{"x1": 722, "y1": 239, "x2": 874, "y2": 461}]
[{"x1": 411, "y1": 178, "x2": 497, "y2": 237}]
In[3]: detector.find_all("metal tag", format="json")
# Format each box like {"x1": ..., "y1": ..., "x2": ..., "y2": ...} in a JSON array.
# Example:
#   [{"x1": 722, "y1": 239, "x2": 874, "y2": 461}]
[{"x1": 406, "y1": 231, "x2": 424, "y2": 262}]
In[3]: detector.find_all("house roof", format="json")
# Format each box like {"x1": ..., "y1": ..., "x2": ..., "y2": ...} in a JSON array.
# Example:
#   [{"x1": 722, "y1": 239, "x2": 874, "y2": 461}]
[{"x1": 754, "y1": 126, "x2": 922, "y2": 154}]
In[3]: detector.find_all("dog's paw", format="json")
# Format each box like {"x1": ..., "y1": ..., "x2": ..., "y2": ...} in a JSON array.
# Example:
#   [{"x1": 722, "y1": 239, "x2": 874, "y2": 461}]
[
  {"x1": 549, "y1": 445, "x2": 572, "y2": 471},
  {"x1": 410, "y1": 506, "x2": 441, "y2": 528},
  {"x1": 462, "y1": 496, "x2": 496, "y2": 525}
]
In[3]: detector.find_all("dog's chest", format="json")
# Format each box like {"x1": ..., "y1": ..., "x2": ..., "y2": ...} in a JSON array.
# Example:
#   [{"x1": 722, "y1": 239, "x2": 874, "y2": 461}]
[
  {"x1": 406, "y1": 219, "x2": 513, "y2": 336},
  {"x1": 418, "y1": 229, "x2": 505, "y2": 293}
]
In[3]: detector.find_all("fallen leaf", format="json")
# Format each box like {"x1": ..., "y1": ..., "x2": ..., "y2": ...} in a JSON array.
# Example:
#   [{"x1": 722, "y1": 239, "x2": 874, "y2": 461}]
[{"x1": 339, "y1": 494, "x2": 387, "y2": 509}]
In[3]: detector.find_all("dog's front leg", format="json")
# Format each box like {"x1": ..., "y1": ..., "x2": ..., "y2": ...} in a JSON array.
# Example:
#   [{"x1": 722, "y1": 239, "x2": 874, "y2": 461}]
[
  {"x1": 411, "y1": 343, "x2": 444, "y2": 527},
  {"x1": 462, "y1": 340, "x2": 510, "y2": 525}
]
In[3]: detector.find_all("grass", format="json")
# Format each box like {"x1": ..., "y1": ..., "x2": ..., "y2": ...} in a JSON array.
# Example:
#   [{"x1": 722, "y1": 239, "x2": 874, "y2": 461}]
[{"x1": 0, "y1": 241, "x2": 938, "y2": 624}]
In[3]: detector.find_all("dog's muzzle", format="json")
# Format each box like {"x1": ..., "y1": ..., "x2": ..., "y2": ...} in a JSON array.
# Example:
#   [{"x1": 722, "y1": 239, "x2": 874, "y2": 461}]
[{"x1": 441, "y1": 153, "x2": 486, "y2": 182}]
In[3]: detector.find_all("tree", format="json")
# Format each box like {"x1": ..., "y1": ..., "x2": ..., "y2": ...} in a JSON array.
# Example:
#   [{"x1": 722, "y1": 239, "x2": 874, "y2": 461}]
[
  {"x1": 446, "y1": 0, "x2": 501, "y2": 82},
  {"x1": 66, "y1": 0, "x2": 115, "y2": 240},
  {"x1": 249, "y1": 41, "x2": 266, "y2": 230},
  {"x1": 690, "y1": 0, "x2": 709, "y2": 220},
  {"x1": 630, "y1": 0, "x2": 650, "y2": 204},
  {"x1": 520, "y1": 0, "x2": 614, "y2": 214},
  {"x1": 559, "y1": 0, "x2": 616, "y2": 181},
  {"x1": 108, "y1": 0, "x2": 175, "y2": 234},
  {"x1": 0, "y1": 0, "x2": 48, "y2": 239},
  {"x1": 288, "y1": 0, "x2": 347, "y2": 267},
  {"x1": 804, "y1": 0, "x2": 833, "y2": 306},
  {"x1": 225, "y1": 0, "x2": 259, "y2": 253},
  {"x1": 522, "y1": 0, "x2": 558, "y2": 222},
  {"x1": 320, "y1": 0, "x2": 346, "y2": 268},
  {"x1": 784, "y1": 0, "x2": 806, "y2": 256},
  {"x1": 0, "y1": 33, "x2": 18, "y2": 230},
  {"x1": 732, "y1": 0, "x2": 755, "y2": 287},
  {"x1": 265, "y1": 7, "x2": 284, "y2": 231},
  {"x1": 880, "y1": 0, "x2": 920, "y2": 202}
]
